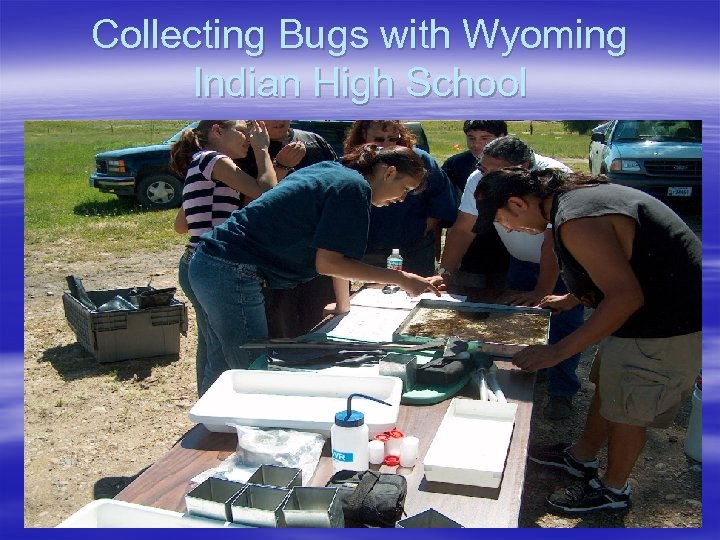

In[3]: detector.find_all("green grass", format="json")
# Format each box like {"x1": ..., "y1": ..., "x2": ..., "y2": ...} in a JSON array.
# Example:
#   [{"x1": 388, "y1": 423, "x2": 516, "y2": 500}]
[
  {"x1": 25, "y1": 121, "x2": 191, "y2": 259},
  {"x1": 25, "y1": 120, "x2": 592, "y2": 258},
  {"x1": 421, "y1": 120, "x2": 592, "y2": 166}
]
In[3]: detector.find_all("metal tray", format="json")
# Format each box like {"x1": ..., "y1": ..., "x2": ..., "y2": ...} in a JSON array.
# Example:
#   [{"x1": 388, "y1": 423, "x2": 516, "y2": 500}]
[{"x1": 392, "y1": 299, "x2": 551, "y2": 357}]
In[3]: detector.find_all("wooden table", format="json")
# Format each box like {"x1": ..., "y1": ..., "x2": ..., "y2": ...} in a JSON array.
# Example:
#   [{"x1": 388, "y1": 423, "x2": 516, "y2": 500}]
[{"x1": 116, "y1": 359, "x2": 536, "y2": 527}]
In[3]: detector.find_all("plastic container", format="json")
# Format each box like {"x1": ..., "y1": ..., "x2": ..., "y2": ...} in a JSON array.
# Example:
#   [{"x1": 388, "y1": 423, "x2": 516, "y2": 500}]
[
  {"x1": 189, "y1": 370, "x2": 402, "y2": 436},
  {"x1": 331, "y1": 393, "x2": 392, "y2": 472},
  {"x1": 63, "y1": 287, "x2": 187, "y2": 363},
  {"x1": 384, "y1": 249, "x2": 403, "y2": 293},
  {"x1": 387, "y1": 249, "x2": 403, "y2": 271},
  {"x1": 684, "y1": 384, "x2": 702, "y2": 462}
]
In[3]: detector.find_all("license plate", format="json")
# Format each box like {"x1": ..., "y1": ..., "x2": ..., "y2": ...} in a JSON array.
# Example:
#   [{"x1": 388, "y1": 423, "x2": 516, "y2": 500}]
[{"x1": 667, "y1": 187, "x2": 692, "y2": 197}]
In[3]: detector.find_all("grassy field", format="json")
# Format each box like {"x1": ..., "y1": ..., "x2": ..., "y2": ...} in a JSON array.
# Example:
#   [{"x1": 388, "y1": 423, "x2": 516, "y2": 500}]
[{"x1": 24, "y1": 120, "x2": 592, "y2": 258}]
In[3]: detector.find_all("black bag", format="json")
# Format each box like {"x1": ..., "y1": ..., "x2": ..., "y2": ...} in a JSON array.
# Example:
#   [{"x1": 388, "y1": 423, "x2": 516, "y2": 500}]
[{"x1": 326, "y1": 469, "x2": 407, "y2": 527}]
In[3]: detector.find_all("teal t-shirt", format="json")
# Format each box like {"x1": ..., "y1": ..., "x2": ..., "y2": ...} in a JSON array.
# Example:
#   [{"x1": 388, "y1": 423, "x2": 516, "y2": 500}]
[{"x1": 199, "y1": 161, "x2": 371, "y2": 289}]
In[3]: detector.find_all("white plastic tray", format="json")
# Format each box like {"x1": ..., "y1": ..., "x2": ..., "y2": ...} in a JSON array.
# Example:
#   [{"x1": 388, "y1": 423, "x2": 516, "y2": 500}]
[
  {"x1": 423, "y1": 398, "x2": 518, "y2": 489},
  {"x1": 189, "y1": 370, "x2": 402, "y2": 436},
  {"x1": 57, "y1": 499, "x2": 244, "y2": 528}
]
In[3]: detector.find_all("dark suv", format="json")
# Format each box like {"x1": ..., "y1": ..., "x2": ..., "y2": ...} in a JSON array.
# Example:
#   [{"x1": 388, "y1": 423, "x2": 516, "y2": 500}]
[{"x1": 88, "y1": 121, "x2": 430, "y2": 209}]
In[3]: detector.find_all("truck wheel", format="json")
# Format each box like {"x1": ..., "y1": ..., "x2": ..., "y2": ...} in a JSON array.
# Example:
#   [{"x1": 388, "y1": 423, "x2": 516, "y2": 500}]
[{"x1": 136, "y1": 174, "x2": 183, "y2": 209}]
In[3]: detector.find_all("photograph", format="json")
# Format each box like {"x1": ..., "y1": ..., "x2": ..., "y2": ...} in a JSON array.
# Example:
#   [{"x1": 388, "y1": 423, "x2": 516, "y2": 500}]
[{"x1": 2, "y1": 0, "x2": 718, "y2": 536}]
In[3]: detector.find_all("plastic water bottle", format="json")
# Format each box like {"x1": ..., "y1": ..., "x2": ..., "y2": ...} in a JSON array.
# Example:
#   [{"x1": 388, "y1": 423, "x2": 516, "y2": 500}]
[
  {"x1": 331, "y1": 393, "x2": 392, "y2": 472},
  {"x1": 384, "y1": 248, "x2": 403, "y2": 293}
]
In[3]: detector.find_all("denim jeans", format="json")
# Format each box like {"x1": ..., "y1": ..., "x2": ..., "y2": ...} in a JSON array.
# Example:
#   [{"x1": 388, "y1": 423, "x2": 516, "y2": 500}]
[
  {"x1": 188, "y1": 248, "x2": 268, "y2": 395},
  {"x1": 507, "y1": 256, "x2": 583, "y2": 397},
  {"x1": 178, "y1": 248, "x2": 207, "y2": 396}
]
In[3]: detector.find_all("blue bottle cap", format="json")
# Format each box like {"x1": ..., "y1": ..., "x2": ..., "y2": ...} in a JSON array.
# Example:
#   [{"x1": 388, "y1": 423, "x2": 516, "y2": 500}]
[{"x1": 335, "y1": 409, "x2": 365, "y2": 427}]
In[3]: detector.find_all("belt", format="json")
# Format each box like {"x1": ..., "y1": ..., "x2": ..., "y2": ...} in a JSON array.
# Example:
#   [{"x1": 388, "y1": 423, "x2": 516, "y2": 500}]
[{"x1": 182, "y1": 246, "x2": 195, "y2": 263}]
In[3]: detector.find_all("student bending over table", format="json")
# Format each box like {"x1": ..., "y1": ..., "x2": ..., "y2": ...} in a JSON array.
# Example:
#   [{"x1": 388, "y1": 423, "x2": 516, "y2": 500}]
[
  {"x1": 189, "y1": 144, "x2": 440, "y2": 394},
  {"x1": 473, "y1": 167, "x2": 701, "y2": 514}
]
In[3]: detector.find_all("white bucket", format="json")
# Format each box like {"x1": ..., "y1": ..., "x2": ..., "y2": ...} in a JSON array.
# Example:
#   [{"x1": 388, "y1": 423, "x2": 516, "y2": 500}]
[{"x1": 684, "y1": 386, "x2": 702, "y2": 462}]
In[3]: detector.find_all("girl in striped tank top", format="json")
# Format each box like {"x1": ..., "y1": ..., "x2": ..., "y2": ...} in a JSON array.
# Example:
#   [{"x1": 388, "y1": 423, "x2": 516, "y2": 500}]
[{"x1": 170, "y1": 120, "x2": 277, "y2": 395}]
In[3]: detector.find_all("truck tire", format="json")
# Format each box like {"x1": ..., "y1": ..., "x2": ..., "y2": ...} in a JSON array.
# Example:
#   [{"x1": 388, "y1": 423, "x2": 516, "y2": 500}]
[{"x1": 136, "y1": 174, "x2": 183, "y2": 209}]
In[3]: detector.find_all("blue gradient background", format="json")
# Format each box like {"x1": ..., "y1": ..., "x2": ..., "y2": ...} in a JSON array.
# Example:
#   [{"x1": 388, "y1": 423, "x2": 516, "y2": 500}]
[{"x1": 2, "y1": 0, "x2": 718, "y2": 537}]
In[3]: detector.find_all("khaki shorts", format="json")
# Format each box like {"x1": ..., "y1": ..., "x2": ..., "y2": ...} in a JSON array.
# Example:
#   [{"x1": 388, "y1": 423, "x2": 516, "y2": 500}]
[{"x1": 590, "y1": 332, "x2": 701, "y2": 428}]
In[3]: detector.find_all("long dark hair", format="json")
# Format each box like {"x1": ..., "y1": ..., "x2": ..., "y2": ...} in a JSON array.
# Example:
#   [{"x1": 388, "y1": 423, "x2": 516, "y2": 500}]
[
  {"x1": 472, "y1": 167, "x2": 609, "y2": 234},
  {"x1": 170, "y1": 120, "x2": 239, "y2": 177},
  {"x1": 340, "y1": 144, "x2": 426, "y2": 189}
]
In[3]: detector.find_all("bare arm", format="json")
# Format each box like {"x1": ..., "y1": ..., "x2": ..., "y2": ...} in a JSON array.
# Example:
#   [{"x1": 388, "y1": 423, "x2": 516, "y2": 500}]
[
  {"x1": 324, "y1": 277, "x2": 351, "y2": 315},
  {"x1": 439, "y1": 211, "x2": 477, "y2": 272},
  {"x1": 173, "y1": 207, "x2": 188, "y2": 234},
  {"x1": 513, "y1": 214, "x2": 642, "y2": 370},
  {"x1": 315, "y1": 248, "x2": 439, "y2": 297}
]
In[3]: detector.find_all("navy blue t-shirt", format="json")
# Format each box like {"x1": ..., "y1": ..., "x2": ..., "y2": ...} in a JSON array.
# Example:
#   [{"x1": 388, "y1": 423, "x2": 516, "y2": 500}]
[
  {"x1": 365, "y1": 148, "x2": 458, "y2": 251},
  {"x1": 198, "y1": 161, "x2": 371, "y2": 289}
]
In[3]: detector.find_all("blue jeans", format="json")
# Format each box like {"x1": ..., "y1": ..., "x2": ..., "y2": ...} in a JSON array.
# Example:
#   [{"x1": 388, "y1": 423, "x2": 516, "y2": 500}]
[
  {"x1": 188, "y1": 248, "x2": 268, "y2": 395},
  {"x1": 507, "y1": 257, "x2": 583, "y2": 398},
  {"x1": 178, "y1": 248, "x2": 207, "y2": 396}
]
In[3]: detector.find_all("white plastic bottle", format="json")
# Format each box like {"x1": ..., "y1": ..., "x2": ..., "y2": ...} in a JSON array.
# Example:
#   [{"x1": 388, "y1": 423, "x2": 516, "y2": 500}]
[
  {"x1": 331, "y1": 393, "x2": 392, "y2": 472},
  {"x1": 384, "y1": 248, "x2": 403, "y2": 293}
]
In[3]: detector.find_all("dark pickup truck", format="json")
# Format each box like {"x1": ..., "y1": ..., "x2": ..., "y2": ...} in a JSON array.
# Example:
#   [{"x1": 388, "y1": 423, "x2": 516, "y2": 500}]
[{"x1": 89, "y1": 121, "x2": 430, "y2": 209}]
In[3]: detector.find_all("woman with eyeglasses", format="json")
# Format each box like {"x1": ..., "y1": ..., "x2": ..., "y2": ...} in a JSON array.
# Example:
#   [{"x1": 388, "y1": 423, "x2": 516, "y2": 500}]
[
  {"x1": 343, "y1": 121, "x2": 458, "y2": 277},
  {"x1": 188, "y1": 144, "x2": 440, "y2": 394}
]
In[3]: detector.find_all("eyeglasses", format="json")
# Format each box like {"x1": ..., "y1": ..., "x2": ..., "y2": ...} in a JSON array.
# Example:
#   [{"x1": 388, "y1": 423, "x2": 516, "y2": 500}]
[{"x1": 372, "y1": 136, "x2": 401, "y2": 144}]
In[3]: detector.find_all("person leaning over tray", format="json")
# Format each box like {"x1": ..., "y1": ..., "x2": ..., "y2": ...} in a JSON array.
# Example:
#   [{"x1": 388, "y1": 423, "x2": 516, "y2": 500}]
[
  {"x1": 472, "y1": 167, "x2": 701, "y2": 514},
  {"x1": 189, "y1": 144, "x2": 441, "y2": 395}
]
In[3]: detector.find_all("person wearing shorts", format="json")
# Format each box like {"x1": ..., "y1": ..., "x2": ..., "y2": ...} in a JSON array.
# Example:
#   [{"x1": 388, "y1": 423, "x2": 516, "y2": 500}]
[{"x1": 472, "y1": 167, "x2": 701, "y2": 514}]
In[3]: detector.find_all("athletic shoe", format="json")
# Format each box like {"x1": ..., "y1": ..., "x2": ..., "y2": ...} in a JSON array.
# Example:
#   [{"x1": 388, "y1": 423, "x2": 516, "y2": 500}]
[
  {"x1": 547, "y1": 477, "x2": 631, "y2": 513},
  {"x1": 528, "y1": 442, "x2": 599, "y2": 479}
]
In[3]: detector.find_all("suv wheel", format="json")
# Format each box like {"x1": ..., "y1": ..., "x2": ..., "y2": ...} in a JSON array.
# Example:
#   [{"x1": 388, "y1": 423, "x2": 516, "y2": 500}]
[{"x1": 136, "y1": 174, "x2": 182, "y2": 209}]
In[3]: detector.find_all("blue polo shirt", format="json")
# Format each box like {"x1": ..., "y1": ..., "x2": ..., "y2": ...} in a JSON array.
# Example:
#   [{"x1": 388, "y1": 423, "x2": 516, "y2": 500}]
[{"x1": 198, "y1": 161, "x2": 371, "y2": 289}]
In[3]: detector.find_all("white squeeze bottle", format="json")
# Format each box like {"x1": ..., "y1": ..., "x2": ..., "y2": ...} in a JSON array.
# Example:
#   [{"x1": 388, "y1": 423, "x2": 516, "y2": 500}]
[
  {"x1": 384, "y1": 248, "x2": 403, "y2": 293},
  {"x1": 331, "y1": 393, "x2": 392, "y2": 472}
]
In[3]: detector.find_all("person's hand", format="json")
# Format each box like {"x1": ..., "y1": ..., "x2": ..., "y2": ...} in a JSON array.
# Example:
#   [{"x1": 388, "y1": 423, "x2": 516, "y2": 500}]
[
  {"x1": 398, "y1": 272, "x2": 441, "y2": 297},
  {"x1": 501, "y1": 290, "x2": 547, "y2": 307},
  {"x1": 537, "y1": 294, "x2": 580, "y2": 313},
  {"x1": 275, "y1": 140, "x2": 306, "y2": 169},
  {"x1": 323, "y1": 302, "x2": 350, "y2": 317},
  {"x1": 512, "y1": 344, "x2": 562, "y2": 372},
  {"x1": 427, "y1": 274, "x2": 448, "y2": 292},
  {"x1": 248, "y1": 120, "x2": 271, "y2": 151}
]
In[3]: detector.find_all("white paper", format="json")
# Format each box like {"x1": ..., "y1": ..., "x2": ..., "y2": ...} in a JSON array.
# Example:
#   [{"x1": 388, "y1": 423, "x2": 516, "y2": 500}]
[{"x1": 349, "y1": 288, "x2": 466, "y2": 310}]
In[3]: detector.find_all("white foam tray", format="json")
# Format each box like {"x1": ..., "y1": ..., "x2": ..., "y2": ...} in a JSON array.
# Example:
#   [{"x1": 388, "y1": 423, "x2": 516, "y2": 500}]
[
  {"x1": 189, "y1": 370, "x2": 402, "y2": 436},
  {"x1": 423, "y1": 398, "x2": 518, "y2": 489},
  {"x1": 57, "y1": 499, "x2": 244, "y2": 528}
]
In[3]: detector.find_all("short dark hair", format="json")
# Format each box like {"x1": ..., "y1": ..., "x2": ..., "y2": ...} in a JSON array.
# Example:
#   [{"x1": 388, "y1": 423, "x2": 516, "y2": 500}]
[
  {"x1": 463, "y1": 120, "x2": 508, "y2": 136},
  {"x1": 482, "y1": 136, "x2": 536, "y2": 168}
]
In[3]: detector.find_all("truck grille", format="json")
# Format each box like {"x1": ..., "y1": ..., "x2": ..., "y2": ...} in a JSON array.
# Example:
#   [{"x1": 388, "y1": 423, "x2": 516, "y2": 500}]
[
  {"x1": 644, "y1": 160, "x2": 701, "y2": 177},
  {"x1": 95, "y1": 159, "x2": 108, "y2": 174}
]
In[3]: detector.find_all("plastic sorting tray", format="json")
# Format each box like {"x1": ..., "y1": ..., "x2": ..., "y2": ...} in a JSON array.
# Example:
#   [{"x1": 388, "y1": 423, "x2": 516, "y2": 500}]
[
  {"x1": 189, "y1": 370, "x2": 402, "y2": 436},
  {"x1": 56, "y1": 499, "x2": 245, "y2": 528},
  {"x1": 393, "y1": 299, "x2": 551, "y2": 357},
  {"x1": 423, "y1": 398, "x2": 518, "y2": 489}
]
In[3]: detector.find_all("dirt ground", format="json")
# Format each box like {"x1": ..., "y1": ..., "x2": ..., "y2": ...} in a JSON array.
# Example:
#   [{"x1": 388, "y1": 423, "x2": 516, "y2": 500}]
[{"x1": 24, "y1": 213, "x2": 702, "y2": 528}]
